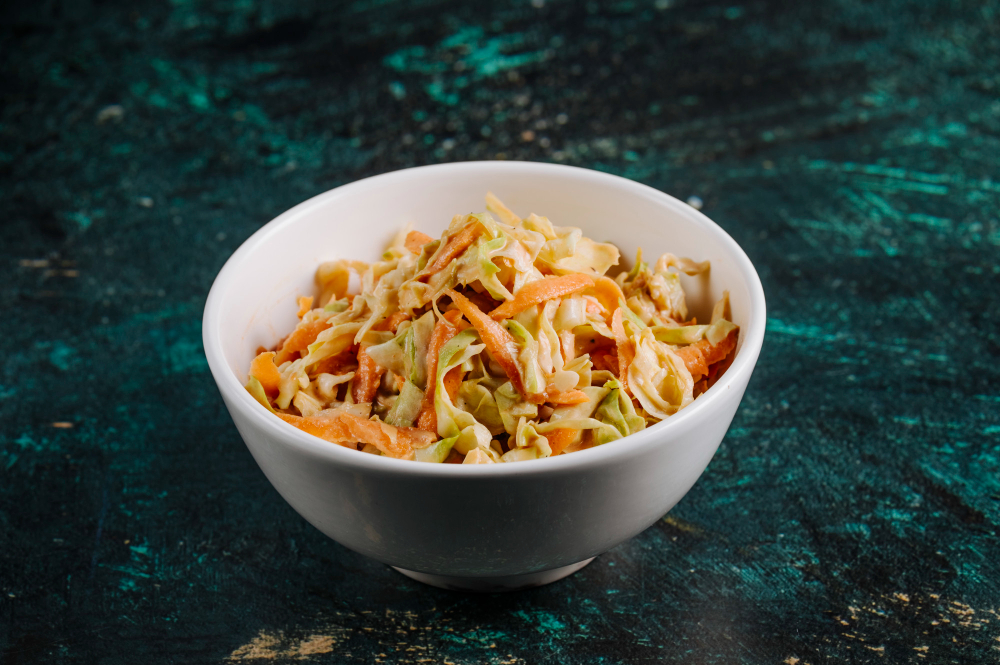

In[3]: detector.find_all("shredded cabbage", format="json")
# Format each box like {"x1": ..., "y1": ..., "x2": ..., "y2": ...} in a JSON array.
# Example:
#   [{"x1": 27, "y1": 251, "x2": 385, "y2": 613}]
[
  {"x1": 385, "y1": 380, "x2": 424, "y2": 427},
  {"x1": 627, "y1": 329, "x2": 694, "y2": 419},
  {"x1": 248, "y1": 193, "x2": 740, "y2": 463}
]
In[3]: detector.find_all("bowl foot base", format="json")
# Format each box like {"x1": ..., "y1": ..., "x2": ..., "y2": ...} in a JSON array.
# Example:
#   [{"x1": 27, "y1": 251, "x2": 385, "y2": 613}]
[{"x1": 392, "y1": 557, "x2": 595, "y2": 592}]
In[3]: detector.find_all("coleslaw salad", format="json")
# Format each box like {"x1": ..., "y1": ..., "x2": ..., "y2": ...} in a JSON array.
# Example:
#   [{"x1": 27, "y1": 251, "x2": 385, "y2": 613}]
[{"x1": 244, "y1": 194, "x2": 739, "y2": 464}]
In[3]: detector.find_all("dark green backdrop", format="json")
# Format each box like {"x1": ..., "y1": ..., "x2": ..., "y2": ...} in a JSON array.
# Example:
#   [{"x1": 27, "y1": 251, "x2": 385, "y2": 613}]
[{"x1": 2, "y1": 0, "x2": 998, "y2": 663}]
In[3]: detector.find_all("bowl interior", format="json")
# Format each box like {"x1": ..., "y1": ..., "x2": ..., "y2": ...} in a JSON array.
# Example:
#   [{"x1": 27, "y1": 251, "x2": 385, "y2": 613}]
[{"x1": 211, "y1": 162, "x2": 758, "y2": 397}]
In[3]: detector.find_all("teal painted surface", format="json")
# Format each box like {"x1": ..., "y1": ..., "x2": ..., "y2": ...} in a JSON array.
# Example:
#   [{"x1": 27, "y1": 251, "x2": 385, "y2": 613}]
[{"x1": 1, "y1": 0, "x2": 998, "y2": 662}]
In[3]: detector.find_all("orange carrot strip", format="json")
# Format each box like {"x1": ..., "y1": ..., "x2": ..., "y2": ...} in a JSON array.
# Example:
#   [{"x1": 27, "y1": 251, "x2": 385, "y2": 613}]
[
  {"x1": 591, "y1": 350, "x2": 619, "y2": 375},
  {"x1": 421, "y1": 222, "x2": 480, "y2": 277},
  {"x1": 249, "y1": 351, "x2": 282, "y2": 396},
  {"x1": 675, "y1": 330, "x2": 738, "y2": 382},
  {"x1": 276, "y1": 412, "x2": 349, "y2": 445},
  {"x1": 276, "y1": 412, "x2": 434, "y2": 459},
  {"x1": 611, "y1": 308, "x2": 634, "y2": 395},
  {"x1": 313, "y1": 349, "x2": 356, "y2": 376},
  {"x1": 352, "y1": 347, "x2": 385, "y2": 403},
  {"x1": 415, "y1": 314, "x2": 461, "y2": 433},
  {"x1": 444, "y1": 366, "x2": 463, "y2": 401},
  {"x1": 544, "y1": 387, "x2": 590, "y2": 405},
  {"x1": 442, "y1": 308, "x2": 468, "y2": 328},
  {"x1": 275, "y1": 319, "x2": 331, "y2": 365},
  {"x1": 369, "y1": 310, "x2": 411, "y2": 334},
  {"x1": 296, "y1": 296, "x2": 314, "y2": 318},
  {"x1": 527, "y1": 386, "x2": 591, "y2": 406},
  {"x1": 416, "y1": 406, "x2": 436, "y2": 433},
  {"x1": 447, "y1": 289, "x2": 525, "y2": 394},
  {"x1": 589, "y1": 276, "x2": 625, "y2": 323},
  {"x1": 489, "y1": 274, "x2": 595, "y2": 321},
  {"x1": 404, "y1": 230, "x2": 434, "y2": 254},
  {"x1": 340, "y1": 413, "x2": 426, "y2": 459},
  {"x1": 546, "y1": 428, "x2": 575, "y2": 456}
]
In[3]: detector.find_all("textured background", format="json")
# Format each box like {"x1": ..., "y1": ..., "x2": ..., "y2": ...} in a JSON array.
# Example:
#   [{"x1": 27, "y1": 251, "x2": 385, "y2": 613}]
[{"x1": 2, "y1": 0, "x2": 999, "y2": 663}]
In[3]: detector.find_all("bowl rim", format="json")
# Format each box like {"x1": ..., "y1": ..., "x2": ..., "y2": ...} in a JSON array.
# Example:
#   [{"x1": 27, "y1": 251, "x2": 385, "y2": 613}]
[{"x1": 203, "y1": 160, "x2": 766, "y2": 477}]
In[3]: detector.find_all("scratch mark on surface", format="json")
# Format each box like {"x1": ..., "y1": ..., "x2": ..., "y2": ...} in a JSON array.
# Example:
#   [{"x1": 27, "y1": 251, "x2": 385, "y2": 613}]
[{"x1": 88, "y1": 476, "x2": 110, "y2": 580}]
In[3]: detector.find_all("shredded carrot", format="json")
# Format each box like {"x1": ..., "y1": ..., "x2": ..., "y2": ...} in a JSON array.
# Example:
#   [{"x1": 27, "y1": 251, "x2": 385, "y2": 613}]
[
  {"x1": 546, "y1": 428, "x2": 576, "y2": 456},
  {"x1": 544, "y1": 387, "x2": 590, "y2": 405},
  {"x1": 447, "y1": 289, "x2": 525, "y2": 394},
  {"x1": 416, "y1": 406, "x2": 436, "y2": 433},
  {"x1": 489, "y1": 274, "x2": 595, "y2": 321},
  {"x1": 675, "y1": 329, "x2": 738, "y2": 382},
  {"x1": 296, "y1": 296, "x2": 314, "y2": 318},
  {"x1": 249, "y1": 351, "x2": 282, "y2": 396},
  {"x1": 312, "y1": 349, "x2": 356, "y2": 376},
  {"x1": 276, "y1": 412, "x2": 434, "y2": 460},
  {"x1": 442, "y1": 308, "x2": 464, "y2": 326},
  {"x1": 341, "y1": 413, "x2": 426, "y2": 459},
  {"x1": 352, "y1": 347, "x2": 385, "y2": 403},
  {"x1": 527, "y1": 385, "x2": 591, "y2": 406},
  {"x1": 586, "y1": 301, "x2": 604, "y2": 318},
  {"x1": 591, "y1": 350, "x2": 619, "y2": 375},
  {"x1": 415, "y1": 313, "x2": 461, "y2": 433},
  {"x1": 443, "y1": 366, "x2": 463, "y2": 401},
  {"x1": 589, "y1": 277, "x2": 625, "y2": 323},
  {"x1": 276, "y1": 412, "x2": 350, "y2": 446},
  {"x1": 275, "y1": 319, "x2": 331, "y2": 365},
  {"x1": 404, "y1": 230, "x2": 434, "y2": 254},
  {"x1": 706, "y1": 344, "x2": 736, "y2": 386},
  {"x1": 611, "y1": 308, "x2": 634, "y2": 395},
  {"x1": 421, "y1": 222, "x2": 480, "y2": 278},
  {"x1": 371, "y1": 310, "x2": 411, "y2": 333}
]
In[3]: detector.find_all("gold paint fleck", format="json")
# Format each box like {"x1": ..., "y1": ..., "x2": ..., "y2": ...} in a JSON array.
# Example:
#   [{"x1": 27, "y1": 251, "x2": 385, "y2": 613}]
[
  {"x1": 229, "y1": 630, "x2": 338, "y2": 661},
  {"x1": 662, "y1": 515, "x2": 706, "y2": 535},
  {"x1": 229, "y1": 631, "x2": 282, "y2": 660},
  {"x1": 295, "y1": 635, "x2": 334, "y2": 657},
  {"x1": 52, "y1": 422, "x2": 74, "y2": 429}
]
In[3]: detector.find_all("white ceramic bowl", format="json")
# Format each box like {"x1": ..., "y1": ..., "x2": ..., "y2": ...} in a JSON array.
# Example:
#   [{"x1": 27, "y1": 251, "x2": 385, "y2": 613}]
[{"x1": 203, "y1": 161, "x2": 765, "y2": 591}]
